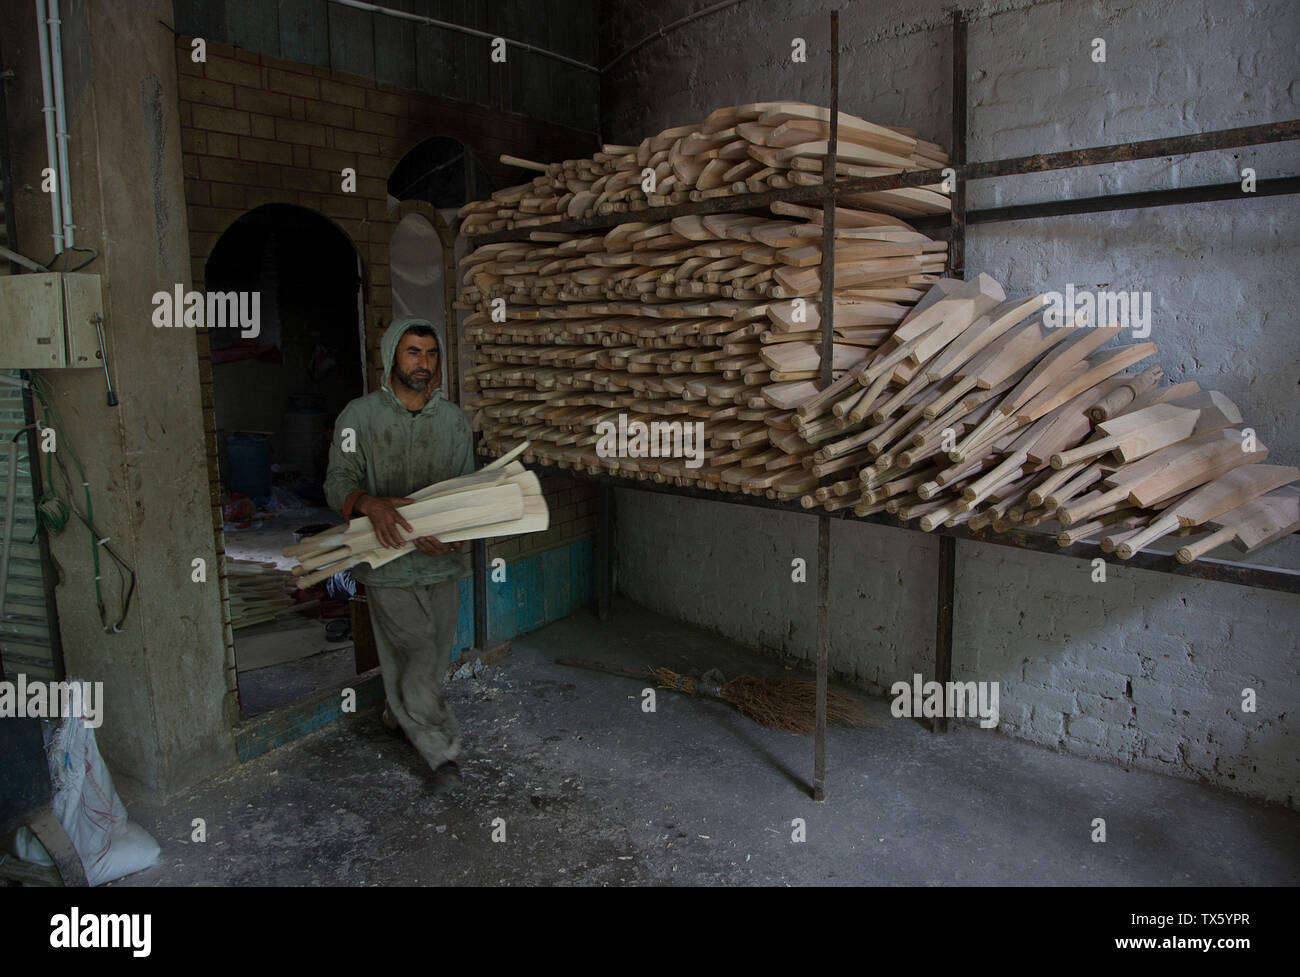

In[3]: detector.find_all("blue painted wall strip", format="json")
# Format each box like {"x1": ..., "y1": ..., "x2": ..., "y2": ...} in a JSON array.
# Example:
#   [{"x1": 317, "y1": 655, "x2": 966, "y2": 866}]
[
  {"x1": 488, "y1": 557, "x2": 516, "y2": 641},
  {"x1": 515, "y1": 557, "x2": 545, "y2": 634},
  {"x1": 452, "y1": 577, "x2": 474, "y2": 660},
  {"x1": 480, "y1": 536, "x2": 597, "y2": 644},
  {"x1": 543, "y1": 546, "x2": 572, "y2": 623},
  {"x1": 236, "y1": 672, "x2": 385, "y2": 763},
  {"x1": 574, "y1": 537, "x2": 594, "y2": 605}
]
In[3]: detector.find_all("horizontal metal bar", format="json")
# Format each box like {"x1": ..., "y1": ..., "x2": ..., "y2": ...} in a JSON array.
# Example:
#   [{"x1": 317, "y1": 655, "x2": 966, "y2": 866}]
[
  {"x1": 828, "y1": 120, "x2": 1300, "y2": 199},
  {"x1": 966, "y1": 176, "x2": 1300, "y2": 225},
  {"x1": 942, "y1": 521, "x2": 1300, "y2": 593},
  {"x1": 470, "y1": 120, "x2": 1300, "y2": 245},
  {"x1": 532, "y1": 465, "x2": 1300, "y2": 595},
  {"x1": 965, "y1": 120, "x2": 1299, "y2": 179}
]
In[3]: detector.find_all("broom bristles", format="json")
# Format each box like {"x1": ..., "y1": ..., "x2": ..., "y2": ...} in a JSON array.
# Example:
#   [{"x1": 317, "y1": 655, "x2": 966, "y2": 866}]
[{"x1": 652, "y1": 667, "x2": 868, "y2": 735}]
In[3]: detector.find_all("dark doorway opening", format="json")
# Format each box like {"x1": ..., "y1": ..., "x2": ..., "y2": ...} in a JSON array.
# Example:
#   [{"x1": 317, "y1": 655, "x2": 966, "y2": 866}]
[{"x1": 204, "y1": 204, "x2": 365, "y2": 719}]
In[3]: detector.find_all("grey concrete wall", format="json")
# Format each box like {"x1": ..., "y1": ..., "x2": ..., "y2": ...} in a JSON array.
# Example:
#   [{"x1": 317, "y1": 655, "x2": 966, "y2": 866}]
[
  {"x1": 604, "y1": 0, "x2": 1300, "y2": 806},
  {"x1": 4, "y1": 0, "x2": 234, "y2": 793}
]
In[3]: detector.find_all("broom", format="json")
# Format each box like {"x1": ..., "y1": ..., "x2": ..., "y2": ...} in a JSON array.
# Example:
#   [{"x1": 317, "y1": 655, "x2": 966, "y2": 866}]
[{"x1": 557, "y1": 658, "x2": 868, "y2": 735}]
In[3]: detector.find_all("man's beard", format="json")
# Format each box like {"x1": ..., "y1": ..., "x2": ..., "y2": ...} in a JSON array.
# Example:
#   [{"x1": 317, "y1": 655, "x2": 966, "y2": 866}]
[{"x1": 394, "y1": 365, "x2": 435, "y2": 392}]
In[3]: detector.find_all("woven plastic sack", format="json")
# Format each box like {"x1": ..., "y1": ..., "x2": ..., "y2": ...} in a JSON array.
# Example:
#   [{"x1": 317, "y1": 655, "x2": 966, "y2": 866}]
[{"x1": 13, "y1": 706, "x2": 160, "y2": 885}]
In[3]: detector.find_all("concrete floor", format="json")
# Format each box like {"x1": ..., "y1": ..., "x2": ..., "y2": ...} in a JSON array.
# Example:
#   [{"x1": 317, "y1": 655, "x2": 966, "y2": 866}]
[
  {"x1": 237, "y1": 643, "x2": 356, "y2": 718},
  {"x1": 115, "y1": 597, "x2": 1300, "y2": 886}
]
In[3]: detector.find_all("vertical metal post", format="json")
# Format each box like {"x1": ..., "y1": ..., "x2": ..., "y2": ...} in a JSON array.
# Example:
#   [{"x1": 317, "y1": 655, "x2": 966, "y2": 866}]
[
  {"x1": 933, "y1": 537, "x2": 955, "y2": 733},
  {"x1": 597, "y1": 482, "x2": 614, "y2": 620},
  {"x1": 433, "y1": 215, "x2": 460, "y2": 403},
  {"x1": 473, "y1": 535, "x2": 489, "y2": 648},
  {"x1": 934, "y1": 9, "x2": 967, "y2": 732},
  {"x1": 948, "y1": 10, "x2": 968, "y2": 282},
  {"x1": 814, "y1": 9, "x2": 839, "y2": 802}
]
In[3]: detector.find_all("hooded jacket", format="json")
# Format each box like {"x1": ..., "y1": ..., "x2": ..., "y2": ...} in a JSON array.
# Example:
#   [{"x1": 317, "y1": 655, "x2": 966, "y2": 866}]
[{"x1": 323, "y1": 316, "x2": 475, "y2": 587}]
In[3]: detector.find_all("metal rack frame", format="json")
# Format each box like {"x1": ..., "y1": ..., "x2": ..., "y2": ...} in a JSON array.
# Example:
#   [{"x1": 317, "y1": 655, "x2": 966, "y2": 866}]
[{"x1": 464, "y1": 9, "x2": 1300, "y2": 798}]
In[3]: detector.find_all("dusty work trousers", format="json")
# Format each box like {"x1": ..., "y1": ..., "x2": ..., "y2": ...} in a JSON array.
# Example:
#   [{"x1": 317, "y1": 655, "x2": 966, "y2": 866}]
[{"x1": 365, "y1": 579, "x2": 462, "y2": 771}]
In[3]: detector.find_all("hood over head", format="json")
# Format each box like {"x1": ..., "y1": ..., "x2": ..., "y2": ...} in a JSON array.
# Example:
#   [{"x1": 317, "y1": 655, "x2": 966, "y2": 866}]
[{"x1": 381, "y1": 316, "x2": 444, "y2": 405}]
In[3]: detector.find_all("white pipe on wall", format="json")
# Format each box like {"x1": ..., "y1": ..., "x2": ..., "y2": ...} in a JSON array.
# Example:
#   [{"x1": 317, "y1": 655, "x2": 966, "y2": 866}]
[
  {"x1": 34, "y1": 0, "x2": 63, "y2": 254},
  {"x1": 47, "y1": 0, "x2": 74, "y2": 249},
  {"x1": 0, "y1": 244, "x2": 49, "y2": 272}
]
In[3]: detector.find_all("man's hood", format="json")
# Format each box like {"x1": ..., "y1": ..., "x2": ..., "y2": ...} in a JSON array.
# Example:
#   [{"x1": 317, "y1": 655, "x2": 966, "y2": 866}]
[{"x1": 381, "y1": 316, "x2": 444, "y2": 407}]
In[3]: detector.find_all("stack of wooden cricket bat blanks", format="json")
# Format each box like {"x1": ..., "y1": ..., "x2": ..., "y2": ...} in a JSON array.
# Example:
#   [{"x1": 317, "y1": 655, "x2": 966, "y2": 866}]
[
  {"x1": 458, "y1": 102, "x2": 950, "y2": 235},
  {"x1": 455, "y1": 103, "x2": 1296, "y2": 567},
  {"x1": 776, "y1": 275, "x2": 1299, "y2": 565},
  {"x1": 462, "y1": 255, "x2": 1297, "y2": 565},
  {"x1": 458, "y1": 198, "x2": 949, "y2": 500},
  {"x1": 281, "y1": 445, "x2": 549, "y2": 587}
]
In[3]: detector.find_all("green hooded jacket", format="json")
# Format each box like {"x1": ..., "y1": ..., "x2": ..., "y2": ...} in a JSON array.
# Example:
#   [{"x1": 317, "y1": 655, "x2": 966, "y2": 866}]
[{"x1": 323, "y1": 316, "x2": 475, "y2": 588}]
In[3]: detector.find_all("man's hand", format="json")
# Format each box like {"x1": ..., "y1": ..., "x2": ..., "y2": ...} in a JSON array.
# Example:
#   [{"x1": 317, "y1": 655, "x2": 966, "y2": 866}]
[
  {"x1": 355, "y1": 495, "x2": 414, "y2": 549},
  {"x1": 413, "y1": 536, "x2": 464, "y2": 556}
]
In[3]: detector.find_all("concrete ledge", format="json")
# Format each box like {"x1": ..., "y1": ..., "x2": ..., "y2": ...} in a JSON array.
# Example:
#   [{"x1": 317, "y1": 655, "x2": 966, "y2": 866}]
[{"x1": 234, "y1": 668, "x2": 385, "y2": 762}]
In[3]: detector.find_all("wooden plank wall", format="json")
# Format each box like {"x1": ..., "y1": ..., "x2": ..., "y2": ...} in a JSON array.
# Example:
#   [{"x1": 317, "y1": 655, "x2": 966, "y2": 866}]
[{"x1": 172, "y1": 0, "x2": 599, "y2": 133}]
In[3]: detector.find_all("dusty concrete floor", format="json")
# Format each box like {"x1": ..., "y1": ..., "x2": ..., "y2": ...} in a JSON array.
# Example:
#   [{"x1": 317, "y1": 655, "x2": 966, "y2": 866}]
[
  {"x1": 115, "y1": 597, "x2": 1300, "y2": 886},
  {"x1": 237, "y1": 644, "x2": 356, "y2": 718}
]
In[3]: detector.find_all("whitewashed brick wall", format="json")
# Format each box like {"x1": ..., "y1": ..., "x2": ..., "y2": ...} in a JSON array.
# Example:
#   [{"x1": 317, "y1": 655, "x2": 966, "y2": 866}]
[{"x1": 605, "y1": 0, "x2": 1300, "y2": 807}]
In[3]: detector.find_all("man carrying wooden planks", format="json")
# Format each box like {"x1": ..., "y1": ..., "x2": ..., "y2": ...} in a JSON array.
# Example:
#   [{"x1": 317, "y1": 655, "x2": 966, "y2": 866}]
[{"x1": 324, "y1": 317, "x2": 476, "y2": 793}]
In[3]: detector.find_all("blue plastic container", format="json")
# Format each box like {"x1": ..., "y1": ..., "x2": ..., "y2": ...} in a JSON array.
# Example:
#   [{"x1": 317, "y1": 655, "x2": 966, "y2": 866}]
[{"x1": 226, "y1": 433, "x2": 271, "y2": 501}]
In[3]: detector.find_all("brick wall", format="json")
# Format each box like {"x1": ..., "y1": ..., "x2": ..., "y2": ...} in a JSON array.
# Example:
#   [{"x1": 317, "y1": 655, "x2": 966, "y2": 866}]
[
  {"x1": 484, "y1": 470, "x2": 601, "y2": 563},
  {"x1": 176, "y1": 35, "x2": 595, "y2": 388}
]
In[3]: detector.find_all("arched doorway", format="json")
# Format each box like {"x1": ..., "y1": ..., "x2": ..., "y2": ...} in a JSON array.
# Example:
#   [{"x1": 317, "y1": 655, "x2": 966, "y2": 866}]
[
  {"x1": 205, "y1": 204, "x2": 365, "y2": 718},
  {"x1": 387, "y1": 137, "x2": 491, "y2": 407},
  {"x1": 387, "y1": 135, "x2": 492, "y2": 207},
  {"x1": 206, "y1": 204, "x2": 365, "y2": 499}
]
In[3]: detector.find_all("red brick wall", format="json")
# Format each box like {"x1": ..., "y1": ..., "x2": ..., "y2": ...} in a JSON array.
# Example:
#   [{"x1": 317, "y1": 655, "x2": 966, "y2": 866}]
[{"x1": 175, "y1": 35, "x2": 594, "y2": 386}]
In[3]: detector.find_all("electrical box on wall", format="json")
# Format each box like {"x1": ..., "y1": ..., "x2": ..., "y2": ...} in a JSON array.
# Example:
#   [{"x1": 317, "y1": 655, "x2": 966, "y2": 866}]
[{"x1": 0, "y1": 273, "x2": 105, "y2": 369}]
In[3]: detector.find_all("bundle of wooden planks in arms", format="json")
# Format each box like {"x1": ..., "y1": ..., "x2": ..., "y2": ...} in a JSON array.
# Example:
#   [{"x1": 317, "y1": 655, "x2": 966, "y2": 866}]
[
  {"x1": 457, "y1": 103, "x2": 1298, "y2": 566},
  {"x1": 281, "y1": 445, "x2": 549, "y2": 586},
  {"x1": 460, "y1": 101, "x2": 950, "y2": 235}
]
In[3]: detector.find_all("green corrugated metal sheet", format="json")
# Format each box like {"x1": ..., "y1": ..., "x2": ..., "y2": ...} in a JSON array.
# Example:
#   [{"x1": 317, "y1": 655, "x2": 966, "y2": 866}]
[{"x1": 0, "y1": 370, "x2": 56, "y2": 681}]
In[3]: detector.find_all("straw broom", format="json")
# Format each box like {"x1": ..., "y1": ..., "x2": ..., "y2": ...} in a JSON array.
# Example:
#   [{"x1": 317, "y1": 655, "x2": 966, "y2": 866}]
[{"x1": 557, "y1": 658, "x2": 868, "y2": 734}]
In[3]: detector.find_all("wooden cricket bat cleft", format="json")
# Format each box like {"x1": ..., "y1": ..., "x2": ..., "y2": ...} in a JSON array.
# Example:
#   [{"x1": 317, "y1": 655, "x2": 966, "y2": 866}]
[
  {"x1": 1174, "y1": 486, "x2": 1300, "y2": 564},
  {"x1": 1116, "y1": 463, "x2": 1299, "y2": 559},
  {"x1": 1049, "y1": 404, "x2": 1200, "y2": 469}
]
